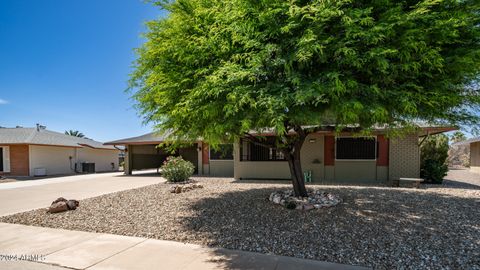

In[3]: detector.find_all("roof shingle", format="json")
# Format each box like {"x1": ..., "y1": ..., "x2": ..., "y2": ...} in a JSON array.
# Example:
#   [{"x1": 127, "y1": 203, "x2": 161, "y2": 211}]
[{"x1": 0, "y1": 127, "x2": 116, "y2": 150}]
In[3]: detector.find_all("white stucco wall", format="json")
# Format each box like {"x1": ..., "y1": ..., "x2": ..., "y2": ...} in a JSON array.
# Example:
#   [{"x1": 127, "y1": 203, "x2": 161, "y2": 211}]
[
  {"x1": 29, "y1": 145, "x2": 76, "y2": 176},
  {"x1": 300, "y1": 134, "x2": 325, "y2": 182},
  {"x1": 471, "y1": 142, "x2": 480, "y2": 174},
  {"x1": 29, "y1": 145, "x2": 119, "y2": 176},
  {"x1": 234, "y1": 134, "x2": 325, "y2": 180},
  {"x1": 233, "y1": 134, "x2": 389, "y2": 183},
  {"x1": 334, "y1": 160, "x2": 377, "y2": 183},
  {"x1": 209, "y1": 160, "x2": 234, "y2": 177},
  {"x1": 77, "y1": 147, "x2": 119, "y2": 172}
]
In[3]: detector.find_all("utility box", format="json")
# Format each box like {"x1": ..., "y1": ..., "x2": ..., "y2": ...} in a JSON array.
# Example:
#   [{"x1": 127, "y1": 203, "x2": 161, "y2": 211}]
[
  {"x1": 82, "y1": 162, "x2": 95, "y2": 173},
  {"x1": 34, "y1": 168, "x2": 47, "y2": 176}
]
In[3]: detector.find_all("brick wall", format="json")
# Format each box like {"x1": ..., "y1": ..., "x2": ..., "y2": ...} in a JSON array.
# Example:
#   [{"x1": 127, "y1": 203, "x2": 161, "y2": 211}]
[
  {"x1": 9, "y1": 144, "x2": 30, "y2": 176},
  {"x1": 388, "y1": 134, "x2": 420, "y2": 180}
]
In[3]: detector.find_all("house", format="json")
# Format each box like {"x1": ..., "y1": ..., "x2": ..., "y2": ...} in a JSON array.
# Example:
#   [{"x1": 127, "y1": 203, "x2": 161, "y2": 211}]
[
  {"x1": 0, "y1": 126, "x2": 120, "y2": 177},
  {"x1": 105, "y1": 125, "x2": 455, "y2": 183},
  {"x1": 104, "y1": 132, "x2": 234, "y2": 177},
  {"x1": 452, "y1": 137, "x2": 480, "y2": 174}
]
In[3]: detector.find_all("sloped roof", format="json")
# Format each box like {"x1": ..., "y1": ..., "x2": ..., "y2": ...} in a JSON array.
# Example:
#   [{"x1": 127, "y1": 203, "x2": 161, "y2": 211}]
[
  {"x1": 0, "y1": 127, "x2": 117, "y2": 150},
  {"x1": 452, "y1": 137, "x2": 480, "y2": 146},
  {"x1": 248, "y1": 125, "x2": 455, "y2": 136},
  {"x1": 104, "y1": 131, "x2": 173, "y2": 145},
  {"x1": 105, "y1": 125, "x2": 456, "y2": 145}
]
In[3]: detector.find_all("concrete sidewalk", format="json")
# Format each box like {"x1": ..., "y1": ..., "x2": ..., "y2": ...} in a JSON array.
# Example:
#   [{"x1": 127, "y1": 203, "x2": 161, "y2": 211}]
[
  {"x1": 0, "y1": 173, "x2": 163, "y2": 216},
  {"x1": 0, "y1": 223, "x2": 369, "y2": 270}
]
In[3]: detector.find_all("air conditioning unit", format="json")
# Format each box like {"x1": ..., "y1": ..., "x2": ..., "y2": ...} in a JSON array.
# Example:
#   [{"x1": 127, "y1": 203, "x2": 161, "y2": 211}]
[{"x1": 34, "y1": 168, "x2": 47, "y2": 177}]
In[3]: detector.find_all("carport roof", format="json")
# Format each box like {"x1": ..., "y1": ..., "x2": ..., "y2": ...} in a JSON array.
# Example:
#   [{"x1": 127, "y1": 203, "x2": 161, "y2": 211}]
[
  {"x1": 104, "y1": 132, "x2": 172, "y2": 145},
  {"x1": 0, "y1": 127, "x2": 117, "y2": 150}
]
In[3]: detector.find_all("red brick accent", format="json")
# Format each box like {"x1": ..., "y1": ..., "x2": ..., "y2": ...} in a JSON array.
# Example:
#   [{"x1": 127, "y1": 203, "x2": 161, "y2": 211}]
[
  {"x1": 9, "y1": 145, "x2": 30, "y2": 176},
  {"x1": 202, "y1": 143, "x2": 209, "y2": 165},
  {"x1": 324, "y1": 136, "x2": 335, "y2": 166},
  {"x1": 377, "y1": 135, "x2": 389, "y2": 166}
]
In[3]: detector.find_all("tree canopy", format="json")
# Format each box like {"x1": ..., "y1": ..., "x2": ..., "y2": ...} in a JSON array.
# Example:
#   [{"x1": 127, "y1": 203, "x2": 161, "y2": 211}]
[
  {"x1": 130, "y1": 0, "x2": 480, "y2": 195},
  {"x1": 131, "y1": 0, "x2": 480, "y2": 142},
  {"x1": 450, "y1": 131, "x2": 468, "y2": 143}
]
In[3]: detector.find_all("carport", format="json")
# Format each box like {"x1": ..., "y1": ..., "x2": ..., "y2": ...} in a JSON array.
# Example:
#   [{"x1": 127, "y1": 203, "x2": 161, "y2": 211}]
[{"x1": 104, "y1": 132, "x2": 202, "y2": 175}]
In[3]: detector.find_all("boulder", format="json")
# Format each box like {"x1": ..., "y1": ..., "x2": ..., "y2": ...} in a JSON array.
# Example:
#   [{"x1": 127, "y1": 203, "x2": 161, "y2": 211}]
[
  {"x1": 52, "y1": 197, "x2": 67, "y2": 204},
  {"x1": 48, "y1": 201, "x2": 69, "y2": 213},
  {"x1": 303, "y1": 204, "x2": 315, "y2": 211},
  {"x1": 66, "y1": 200, "x2": 79, "y2": 210},
  {"x1": 272, "y1": 196, "x2": 281, "y2": 204}
]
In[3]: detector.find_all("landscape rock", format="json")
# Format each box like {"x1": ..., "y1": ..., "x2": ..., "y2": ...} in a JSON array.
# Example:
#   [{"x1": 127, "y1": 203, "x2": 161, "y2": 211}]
[
  {"x1": 3, "y1": 174, "x2": 479, "y2": 269},
  {"x1": 66, "y1": 200, "x2": 80, "y2": 210},
  {"x1": 51, "y1": 197, "x2": 67, "y2": 204},
  {"x1": 48, "y1": 197, "x2": 79, "y2": 213},
  {"x1": 170, "y1": 183, "x2": 203, "y2": 194},
  {"x1": 48, "y1": 201, "x2": 69, "y2": 213},
  {"x1": 269, "y1": 190, "x2": 341, "y2": 210}
]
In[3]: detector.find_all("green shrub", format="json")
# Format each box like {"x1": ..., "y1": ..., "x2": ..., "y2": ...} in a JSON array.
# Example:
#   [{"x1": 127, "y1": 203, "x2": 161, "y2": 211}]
[
  {"x1": 160, "y1": 156, "x2": 195, "y2": 182},
  {"x1": 420, "y1": 134, "x2": 449, "y2": 184}
]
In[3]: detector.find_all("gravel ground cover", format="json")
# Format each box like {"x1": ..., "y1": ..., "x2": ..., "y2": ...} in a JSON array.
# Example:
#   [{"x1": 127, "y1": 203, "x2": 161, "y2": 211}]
[{"x1": 1, "y1": 177, "x2": 479, "y2": 269}]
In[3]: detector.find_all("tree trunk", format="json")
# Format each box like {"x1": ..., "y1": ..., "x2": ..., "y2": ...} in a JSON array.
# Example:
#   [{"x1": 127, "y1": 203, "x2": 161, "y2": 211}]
[{"x1": 285, "y1": 141, "x2": 308, "y2": 197}]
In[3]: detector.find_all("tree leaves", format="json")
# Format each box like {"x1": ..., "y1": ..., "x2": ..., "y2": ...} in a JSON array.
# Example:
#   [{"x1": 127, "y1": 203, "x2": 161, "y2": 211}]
[{"x1": 130, "y1": 0, "x2": 480, "y2": 144}]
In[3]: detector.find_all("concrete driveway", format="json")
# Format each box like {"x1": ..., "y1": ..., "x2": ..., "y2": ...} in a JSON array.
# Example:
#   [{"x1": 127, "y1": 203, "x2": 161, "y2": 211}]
[{"x1": 0, "y1": 172, "x2": 164, "y2": 216}]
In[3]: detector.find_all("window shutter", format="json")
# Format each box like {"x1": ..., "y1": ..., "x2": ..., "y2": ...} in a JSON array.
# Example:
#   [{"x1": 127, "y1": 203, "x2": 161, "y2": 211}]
[{"x1": 324, "y1": 136, "x2": 335, "y2": 165}]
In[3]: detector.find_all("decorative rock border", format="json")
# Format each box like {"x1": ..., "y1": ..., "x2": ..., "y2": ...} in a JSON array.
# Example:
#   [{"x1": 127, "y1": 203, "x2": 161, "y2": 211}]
[
  {"x1": 269, "y1": 190, "x2": 341, "y2": 210},
  {"x1": 170, "y1": 183, "x2": 204, "y2": 193}
]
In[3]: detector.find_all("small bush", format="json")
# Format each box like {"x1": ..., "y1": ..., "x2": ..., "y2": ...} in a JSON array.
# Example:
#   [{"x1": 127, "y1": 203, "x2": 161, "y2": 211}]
[
  {"x1": 161, "y1": 156, "x2": 195, "y2": 182},
  {"x1": 421, "y1": 134, "x2": 449, "y2": 184},
  {"x1": 422, "y1": 159, "x2": 448, "y2": 183}
]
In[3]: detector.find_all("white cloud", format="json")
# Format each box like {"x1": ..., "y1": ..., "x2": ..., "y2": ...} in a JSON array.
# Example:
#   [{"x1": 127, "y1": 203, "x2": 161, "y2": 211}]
[{"x1": 0, "y1": 99, "x2": 8, "y2": 104}]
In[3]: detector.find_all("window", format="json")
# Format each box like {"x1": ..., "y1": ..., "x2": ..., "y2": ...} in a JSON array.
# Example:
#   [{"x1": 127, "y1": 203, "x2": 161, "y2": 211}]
[
  {"x1": 209, "y1": 144, "x2": 233, "y2": 160},
  {"x1": 336, "y1": 137, "x2": 376, "y2": 160},
  {"x1": 240, "y1": 138, "x2": 286, "y2": 161},
  {"x1": 0, "y1": 147, "x2": 3, "y2": 171}
]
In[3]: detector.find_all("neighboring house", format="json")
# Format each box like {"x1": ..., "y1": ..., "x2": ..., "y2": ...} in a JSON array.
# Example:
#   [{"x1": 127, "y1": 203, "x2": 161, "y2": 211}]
[
  {"x1": 105, "y1": 125, "x2": 454, "y2": 184},
  {"x1": 0, "y1": 126, "x2": 120, "y2": 177},
  {"x1": 452, "y1": 137, "x2": 480, "y2": 174}
]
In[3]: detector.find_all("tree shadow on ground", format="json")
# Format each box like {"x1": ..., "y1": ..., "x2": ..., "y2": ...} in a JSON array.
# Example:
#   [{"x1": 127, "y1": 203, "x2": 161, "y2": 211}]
[{"x1": 178, "y1": 185, "x2": 480, "y2": 269}]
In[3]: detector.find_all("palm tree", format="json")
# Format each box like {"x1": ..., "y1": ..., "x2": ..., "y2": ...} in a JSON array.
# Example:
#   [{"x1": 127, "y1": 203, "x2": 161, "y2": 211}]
[{"x1": 65, "y1": 130, "x2": 85, "y2": 138}]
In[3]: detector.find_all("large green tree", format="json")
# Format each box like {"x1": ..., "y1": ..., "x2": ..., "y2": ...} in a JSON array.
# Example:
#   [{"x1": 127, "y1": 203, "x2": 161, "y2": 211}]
[{"x1": 130, "y1": 0, "x2": 480, "y2": 196}]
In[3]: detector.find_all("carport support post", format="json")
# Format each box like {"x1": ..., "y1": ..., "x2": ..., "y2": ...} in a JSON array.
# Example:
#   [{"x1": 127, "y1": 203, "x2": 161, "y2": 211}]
[{"x1": 125, "y1": 145, "x2": 133, "y2": 175}]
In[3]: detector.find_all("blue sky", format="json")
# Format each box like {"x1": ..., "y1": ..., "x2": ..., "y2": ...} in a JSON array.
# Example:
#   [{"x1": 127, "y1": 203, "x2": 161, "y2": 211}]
[{"x1": 0, "y1": 0, "x2": 165, "y2": 142}]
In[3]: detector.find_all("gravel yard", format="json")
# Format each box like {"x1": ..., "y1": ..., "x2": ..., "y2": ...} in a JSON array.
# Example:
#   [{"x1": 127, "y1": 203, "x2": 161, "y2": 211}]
[{"x1": 1, "y1": 177, "x2": 479, "y2": 269}]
